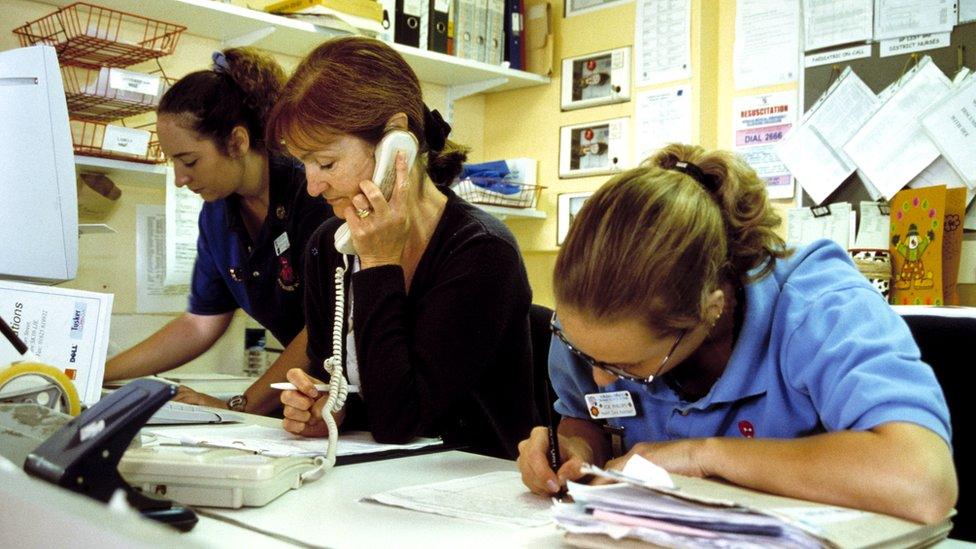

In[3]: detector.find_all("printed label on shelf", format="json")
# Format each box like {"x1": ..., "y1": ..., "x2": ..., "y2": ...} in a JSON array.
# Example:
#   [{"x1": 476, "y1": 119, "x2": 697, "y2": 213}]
[
  {"x1": 108, "y1": 68, "x2": 161, "y2": 96},
  {"x1": 102, "y1": 125, "x2": 151, "y2": 156}
]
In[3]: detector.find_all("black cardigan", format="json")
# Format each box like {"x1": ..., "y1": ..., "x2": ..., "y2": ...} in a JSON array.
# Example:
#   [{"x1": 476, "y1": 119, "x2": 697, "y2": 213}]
[{"x1": 304, "y1": 186, "x2": 535, "y2": 459}]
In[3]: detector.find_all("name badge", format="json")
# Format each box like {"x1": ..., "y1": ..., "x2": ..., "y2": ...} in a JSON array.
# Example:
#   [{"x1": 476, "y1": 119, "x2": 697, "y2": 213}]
[
  {"x1": 585, "y1": 391, "x2": 637, "y2": 419},
  {"x1": 273, "y1": 232, "x2": 290, "y2": 256}
]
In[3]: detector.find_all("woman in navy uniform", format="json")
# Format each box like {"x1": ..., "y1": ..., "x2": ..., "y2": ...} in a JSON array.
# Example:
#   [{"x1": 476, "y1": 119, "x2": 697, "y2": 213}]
[{"x1": 104, "y1": 48, "x2": 332, "y2": 415}]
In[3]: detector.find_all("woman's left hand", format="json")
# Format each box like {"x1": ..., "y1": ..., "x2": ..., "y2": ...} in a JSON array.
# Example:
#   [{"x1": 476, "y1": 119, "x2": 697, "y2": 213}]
[
  {"x1": 602, "y1": 439, "x2": 710, "y2": 479},
  {"x1": 172, "y1": 385, "x2": 228, "y2": 409},
  {"x1": 344, "y1": 151, "x2": 413, "y2": 269}
]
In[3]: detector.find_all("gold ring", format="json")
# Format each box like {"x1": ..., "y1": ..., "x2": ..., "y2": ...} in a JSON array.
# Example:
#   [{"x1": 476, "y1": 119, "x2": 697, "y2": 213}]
[{"x1": 355, "y1": 208, "x2": 372, "y2": 219}]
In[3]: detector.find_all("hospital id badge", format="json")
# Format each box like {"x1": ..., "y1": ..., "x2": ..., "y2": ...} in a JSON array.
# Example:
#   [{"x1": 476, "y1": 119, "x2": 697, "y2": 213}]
[
  {"x1": 273, "y1": 232, "x2": 290, "y2": 256},
  {"x1": 584, "y1": 391, "x2": 637, "y2": 419}
]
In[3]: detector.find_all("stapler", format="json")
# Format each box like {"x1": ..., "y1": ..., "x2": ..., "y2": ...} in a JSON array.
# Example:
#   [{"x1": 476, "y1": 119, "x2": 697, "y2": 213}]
[{"x1": 23, "y1": 379, "x2": 198, "y2": 531}]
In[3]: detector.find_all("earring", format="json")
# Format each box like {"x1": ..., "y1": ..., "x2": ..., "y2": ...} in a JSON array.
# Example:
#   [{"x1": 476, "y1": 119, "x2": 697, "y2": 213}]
[{"x1": 709, "y1": 311, "x2": 721, "y2": 328}]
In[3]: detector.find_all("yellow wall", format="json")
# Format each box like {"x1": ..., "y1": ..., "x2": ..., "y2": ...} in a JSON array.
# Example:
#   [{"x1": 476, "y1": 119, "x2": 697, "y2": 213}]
[{"x1": 485, "y1": 0, "x2": 764, "y2": 307}]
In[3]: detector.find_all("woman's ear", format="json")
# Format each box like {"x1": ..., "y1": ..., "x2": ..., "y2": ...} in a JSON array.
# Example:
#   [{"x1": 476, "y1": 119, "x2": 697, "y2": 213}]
[
  {"x1": 704, "y1": 288, "x2": 725, "y2": 325},
  {"x1": 384, "y1": 112, "x2": 409, "y2": 132},
  {"x1": 227, "y1": 126, "x2": 251, "y2": 158}
]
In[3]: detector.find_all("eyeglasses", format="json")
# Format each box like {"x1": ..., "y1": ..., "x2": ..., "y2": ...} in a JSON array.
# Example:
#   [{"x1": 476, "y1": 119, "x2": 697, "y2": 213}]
[{"x1": 550, "y1": 313, "x2": 686, "y2": 384}]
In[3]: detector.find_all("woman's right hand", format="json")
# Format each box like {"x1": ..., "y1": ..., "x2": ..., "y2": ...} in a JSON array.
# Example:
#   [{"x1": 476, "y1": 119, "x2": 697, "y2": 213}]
[
  {"x1": 280, "y1": 368, "x2": 341, "y2": 437},
  {"x1": 517, "y1": 426, "x2": 594, "y2": 496}
]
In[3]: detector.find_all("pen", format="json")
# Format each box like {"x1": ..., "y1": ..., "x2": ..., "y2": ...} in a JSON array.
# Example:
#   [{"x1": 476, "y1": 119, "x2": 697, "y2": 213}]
[
  {"x1": 0, "y1": 315, "x2": 29, "y2": 356},
  {"x1": 543, "y1": 379, "x2": 568, "y2": 500}
]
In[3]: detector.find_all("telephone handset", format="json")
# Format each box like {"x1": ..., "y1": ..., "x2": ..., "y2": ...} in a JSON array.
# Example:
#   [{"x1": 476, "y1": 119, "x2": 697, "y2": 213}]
[{"x1": 334, "y1": 130, "x2": 419, "y2": 255}]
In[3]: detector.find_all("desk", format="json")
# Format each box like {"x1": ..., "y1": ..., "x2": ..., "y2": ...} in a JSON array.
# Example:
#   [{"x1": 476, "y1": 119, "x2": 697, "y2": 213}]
[{"x1": 186, "y1": 451, "x2": 562, "y2": 548}]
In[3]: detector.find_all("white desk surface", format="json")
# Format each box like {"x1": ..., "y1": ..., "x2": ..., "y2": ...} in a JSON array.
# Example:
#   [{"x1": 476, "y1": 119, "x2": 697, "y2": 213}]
[{"x1": 185, "y1": 450, "x2": 563, "y2": 548}]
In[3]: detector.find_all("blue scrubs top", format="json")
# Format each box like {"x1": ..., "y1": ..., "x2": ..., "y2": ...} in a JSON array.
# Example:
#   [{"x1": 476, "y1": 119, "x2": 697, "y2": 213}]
[
  {"x1": 188, "y1": 154, "x2": 332, "y2": 346},
  {"x1": 550, "y1": 240, "x2": 952, "y2": 450}
]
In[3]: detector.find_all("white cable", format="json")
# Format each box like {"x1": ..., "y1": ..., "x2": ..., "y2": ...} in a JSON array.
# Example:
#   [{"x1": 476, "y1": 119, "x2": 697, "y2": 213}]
[{"x1": 320, "y1": 257, "x2": 350, "y2": 469}]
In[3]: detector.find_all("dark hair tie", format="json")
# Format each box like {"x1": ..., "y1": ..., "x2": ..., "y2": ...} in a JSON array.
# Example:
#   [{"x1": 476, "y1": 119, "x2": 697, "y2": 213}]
[
  {"x1": 670, "y1": 160, "x2": 720, "y2": 194},
  {"x1": 423, "y1": 105, "x2": 451, "y2": 152}
]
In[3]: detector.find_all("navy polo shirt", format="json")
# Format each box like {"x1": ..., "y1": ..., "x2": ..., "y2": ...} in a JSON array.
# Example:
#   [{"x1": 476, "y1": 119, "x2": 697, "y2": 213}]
[{"x1": 188, "y1": 154, "x2": 332, "y2": 346}]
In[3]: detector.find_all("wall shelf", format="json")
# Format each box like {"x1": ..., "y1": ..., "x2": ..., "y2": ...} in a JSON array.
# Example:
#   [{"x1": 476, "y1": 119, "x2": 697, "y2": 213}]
[
  {"x1": 75, "y1": 155, "x2": 170, "y2": 188},
  {"x1": 39, "y1": 0, "x2": 550, "y2": 94},
  {"x1": 476, "y1": 205, "x2": 547, "y2": 220}
]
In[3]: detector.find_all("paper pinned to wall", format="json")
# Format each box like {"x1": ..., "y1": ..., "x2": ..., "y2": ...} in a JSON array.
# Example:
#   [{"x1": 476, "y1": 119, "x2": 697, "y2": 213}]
[
  {"x1": 920, "y1": 74, "x2": 976, "y2": 188},
  {"x1": 874, "y1": 0, "x2": 957, "y2": 41},
  {"x1": 732, "y1": 91, "x2": 797, "y2": 199},
  {"x1": 786, "y1": 202, "x2": 853, "y2": 249},
  {"x1": 962, "y1": 0, "x2": 976, "y2": 22},
  {"x1": 164, "y1": 169, "x2": 203, "y2": 286},
  {"x1": 855, "y1": 201, "x2": 892, "y2": 249},
  {"x1": 843, "y1": 57, "x2": 952, "y2": 200},
  {"x1": 802, "y1": 0, "x2": 873, "y2": 51},
  {"x1": 778, "y1": 67, "x2": 879, "y2": 204},
  {"x1": 634, "y1": 0, "x2": 691, "y2": 87},
  {"x1": 136, "y1": 205, "x2": 189, "y2": 314},
  {"x1": 634, "y1": 85, "x2": 692, "y2": 162},
  {"x1": 733, "y1": 0, "x2": 799, "y2": 89}
]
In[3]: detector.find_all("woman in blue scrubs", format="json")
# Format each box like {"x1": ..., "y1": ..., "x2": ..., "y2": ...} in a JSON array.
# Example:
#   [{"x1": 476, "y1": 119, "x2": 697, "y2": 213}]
[
  {"x1": 517, "y1": 143, "x2": 957, "y2": 524},
  {"x1": 104, "y1": 48, "x2": 332, "y2": 415}
]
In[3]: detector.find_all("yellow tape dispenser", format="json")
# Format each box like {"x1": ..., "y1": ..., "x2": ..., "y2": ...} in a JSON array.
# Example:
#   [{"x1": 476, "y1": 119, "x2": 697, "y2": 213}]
[
  {"x1": 0, "y1": 316, "x2": 81, "y2": 416},
  {"x1": 0, "y1": 361, "x2": 82, "y2": 416}
]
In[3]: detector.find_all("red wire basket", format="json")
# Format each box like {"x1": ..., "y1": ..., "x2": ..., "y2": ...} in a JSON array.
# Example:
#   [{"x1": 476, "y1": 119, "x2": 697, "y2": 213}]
[
  {"x1": 71, "y1": 120, "x2": 165, "y2": 164},
  {"x1": 60, "y1": 63, "x2": 172, "y2": 122},
  {"x1": 13, "y1": 2, "x2": 185, "y2": 69}
]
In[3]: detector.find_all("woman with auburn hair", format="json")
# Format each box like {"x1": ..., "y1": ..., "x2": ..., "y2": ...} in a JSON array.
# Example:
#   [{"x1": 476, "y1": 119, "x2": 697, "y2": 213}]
[
  {"x1": 267, "y1": 37, "x2": 535, "y2": 458},
  {"x1": 105, "y1": 48, "x2": 332, "y2": 415},
  {"x1": 517, "y1": 143, "x2": 957, "y2": 524}
]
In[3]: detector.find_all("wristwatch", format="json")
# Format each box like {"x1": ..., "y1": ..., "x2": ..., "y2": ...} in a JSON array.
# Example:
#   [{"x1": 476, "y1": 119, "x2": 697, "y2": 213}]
[{"x1": 227, "y1": 393, "x2": 248, "y2": 412}]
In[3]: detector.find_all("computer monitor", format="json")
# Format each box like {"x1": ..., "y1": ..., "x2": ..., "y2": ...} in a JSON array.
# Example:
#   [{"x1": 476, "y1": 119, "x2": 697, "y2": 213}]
[{"x1": 0, "y1": 45, "x2": 78, "y2": 284}]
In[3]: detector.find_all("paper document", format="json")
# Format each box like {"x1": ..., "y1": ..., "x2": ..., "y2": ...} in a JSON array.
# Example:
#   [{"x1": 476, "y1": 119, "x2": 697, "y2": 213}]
[
  {"x1": 0, "y1": 280, "x2": 113, "y2": 406},
  {"x1": 634, "y1": 0, "x2": 691, "y2": 86},
  {"x1": 854, "y1": 201, "x2": 892, "y2": 249},
  {"x1": 787, "y1": 203, "x2": 853, "y2": 249},
  {"x1": 733, "y1": 0, "x2": 799, "y2": 89},
  {"x1": 962, "y1": 0, "x2": 976, "y2": 22},
  {"x1": 732, "y1": 91, "x2": 797, "y2": 199},
  {"x1": 635, "y1": 85, "x2": 692, "y2": 162},
  {"x1": 555, "y1": 456, "x2": 952, "y2": 548},
  {"x1": 364, "y1": 471, "x2": 552, "y2": 527},
  {"x1": 148, "y1": 425, "x2": 441, "y2": 458},
  {"x1": 874, "y1": 0, "x2": 956, "y2": 41},
  {"x1": 164, "y1": 170, "x2": 203, "y2": 286},
  {"x1": 802, "y1": 0, "x2": 873, "y2": 51},
  {"x1": 843, "y1": 56, "x2": 951, "y2": 200},
  {"x1": 778, "y1": 68, "x2": 879, "y2": 204},
  {"x1": 921, "y1": 74, "x2": 976, "y2": 188},
  {"x1": 136, "y1": 205, "x2": 189, "y2": 313}
]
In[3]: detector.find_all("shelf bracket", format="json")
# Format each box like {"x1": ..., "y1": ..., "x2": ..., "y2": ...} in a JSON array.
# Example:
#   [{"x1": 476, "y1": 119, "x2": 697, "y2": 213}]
[
  {"x1": 221, "y1": 26, "x2": 276, "y2": 49},
  {"x1": 444, "y1": 77, "x2": 509, "y2": 123}
]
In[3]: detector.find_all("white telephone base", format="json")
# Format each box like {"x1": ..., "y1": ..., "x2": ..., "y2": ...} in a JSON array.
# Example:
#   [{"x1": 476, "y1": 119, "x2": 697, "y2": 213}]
[{"x1": 119, "y1": 445, "x2": 321, "y2": 508}]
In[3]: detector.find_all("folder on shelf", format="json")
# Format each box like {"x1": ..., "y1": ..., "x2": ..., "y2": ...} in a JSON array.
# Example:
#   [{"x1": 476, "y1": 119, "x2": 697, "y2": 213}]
[
  {"x1": 426, "y1": 0, "x2": 450, "y2": 52},
  {"x1": 378, "y1": 0, "x2": 396, "y2": 42},
  {"x1": 504, "y1": 0, "x2": 524, "y2": 70},
  {"x1": 484, "y1": 0, "x2": 505, "y2": 65},
  {"x1": 265, "y1": 0, "x2": 384, "y2": 21},
  {"x1": 394, "y1": 0, "x2": 423, "y2": 47},
  {"x1": 454, "y1": 0, "x2": 480, "y2": 60},
  {"x1": 524, "y1": 0, "x2": 551, "y2": 75}
]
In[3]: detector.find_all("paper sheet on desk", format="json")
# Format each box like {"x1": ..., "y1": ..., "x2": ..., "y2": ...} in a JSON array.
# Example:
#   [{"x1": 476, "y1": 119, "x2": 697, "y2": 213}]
[
  {"x1": 147, "y1": 425, "x2": 440, "y2": 458},
  {"x1": 363, "y1": 471, "x2": 553, "y2": 528}
]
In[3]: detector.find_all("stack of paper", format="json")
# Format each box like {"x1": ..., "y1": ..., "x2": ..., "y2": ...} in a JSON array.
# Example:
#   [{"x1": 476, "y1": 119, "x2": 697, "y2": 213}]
[{"x1": 554, "y1": 457, "x2": 953, "y2": 548}]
